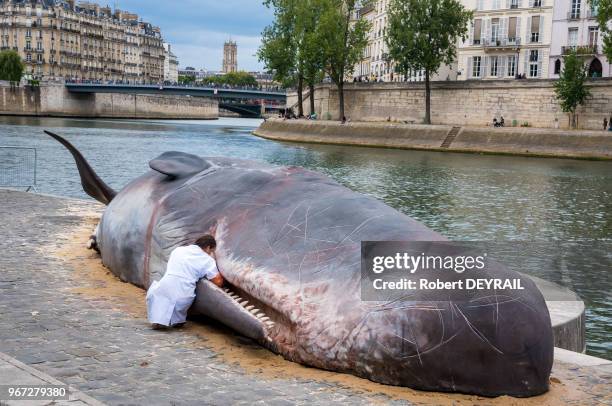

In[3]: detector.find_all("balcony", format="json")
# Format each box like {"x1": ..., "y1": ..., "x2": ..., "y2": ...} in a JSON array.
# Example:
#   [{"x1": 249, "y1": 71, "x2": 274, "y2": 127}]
[
  {"x1": 531, "y1": 0, "x2": 542, "y2": 7},
  {"x1": 567, "y1": 11, "x2": 581, "y2": 20},
  {"x1": 562, "y1": 45, "x2": 599, "y2": 55},
  {"x1": 483, "y1": 36, "x2": 522, "y2": 50}
]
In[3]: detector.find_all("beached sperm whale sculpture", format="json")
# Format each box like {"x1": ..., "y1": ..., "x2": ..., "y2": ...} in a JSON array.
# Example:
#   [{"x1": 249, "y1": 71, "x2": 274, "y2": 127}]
[{"x1": 45, "y1": 130, "x2": 553, "y2": 397}]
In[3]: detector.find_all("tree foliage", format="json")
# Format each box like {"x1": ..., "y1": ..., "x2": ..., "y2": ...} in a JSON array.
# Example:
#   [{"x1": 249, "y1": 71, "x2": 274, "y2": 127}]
[
  {"x1": 258, "y1": 0, "x2": 298, "y2": 86},
  {"x1": 554, "y1": 51, "x2": 591, "y2": 129},
  {"x1": 593, "y1": 0, "x2": 612, "y2": 60},
  {"x1": 316, "y1": 0, "x2": 371, "y2": 119},
  {"x1": 0, "y1": 50, "x2": 25, "y2": 85},
  {"x1": 386, "y1": 0, "x2": 471, "y2": 124},
  {"x1": 259, "y1": 0, "x2": 324, "y2": 116},
  {"x1": 203, "y1": 71, "x2": 259, "y2": 87}
]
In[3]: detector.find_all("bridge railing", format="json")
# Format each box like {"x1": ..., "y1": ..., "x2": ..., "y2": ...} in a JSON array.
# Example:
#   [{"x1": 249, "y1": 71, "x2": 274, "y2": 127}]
[
  {"x1": 65, "y1": 80, "x2": 287, "y2": 94},
  {"x1": 0, "y1": 146, "x2": 38, "y2": 192}
]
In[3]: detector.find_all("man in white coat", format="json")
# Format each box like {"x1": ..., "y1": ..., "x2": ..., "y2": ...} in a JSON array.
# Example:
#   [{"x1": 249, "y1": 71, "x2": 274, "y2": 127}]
[{"x1": 146, "y1": 234, "x2": 224, "y2": 329}]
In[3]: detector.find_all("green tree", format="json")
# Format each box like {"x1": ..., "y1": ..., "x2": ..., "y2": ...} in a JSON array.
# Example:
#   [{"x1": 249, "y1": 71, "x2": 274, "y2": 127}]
[
  {"x1": 178, "y1": 75, "x2": 195, "y2": 85},
  {"x1": 0, "y1": 50, "x2": 25, "y2": 87},
  {"x1": 259, "y1": 0, "x2": 303, "y2": 115},
  {"x1": 386, "y1": 0, "x2": 471, "y2": 124},
  {"x1": 317, "y1": 0, "x2": 371, "y2": 120},
  {"x1": 259, "y1": 0, "x2": 326, "y2": 117},
  {"x1": 554, "y1": 51, "x2": 591, "y2": 129},
  {"x1": 592, "y1": 0, "x2": 612, "y2": 60},
  {"x1": 297, "y1": 0, "x2": 326, "y2": 116}
]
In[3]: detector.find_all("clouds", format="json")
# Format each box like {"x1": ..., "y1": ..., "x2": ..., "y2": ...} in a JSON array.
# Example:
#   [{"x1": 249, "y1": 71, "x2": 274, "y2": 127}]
[{"x1": 115, "y1": 0, "x2": 273, "y2": 71}]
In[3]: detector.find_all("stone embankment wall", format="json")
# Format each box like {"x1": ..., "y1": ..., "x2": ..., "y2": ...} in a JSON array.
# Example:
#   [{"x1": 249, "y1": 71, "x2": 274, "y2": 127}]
[
  {"x1": 0, "y1": 84, "x2": 218, "y2": 119},
  {"x1": 288, "y1": 79, "x2": 612, "y2": 130},
  {"x1": 254, "y1": 119, "x2": 612, "y2": 160}
]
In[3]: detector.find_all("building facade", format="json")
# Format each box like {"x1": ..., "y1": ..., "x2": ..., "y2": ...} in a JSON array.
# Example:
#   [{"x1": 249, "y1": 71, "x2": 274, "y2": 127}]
[
  {"x1": 0, "y1": 0, "x2": 166, "y2": 83},
  {"x1": 163, "y1": 42, "x2": 178, "y2": 83},
  {"x1": 457, "y1": 0, "x2": 554, "y2": 80},
  {"x1": 353, "y1": 0, "x2": 456, "y2": 83},
  {"x1": 222, "y1": 40, "x2": 237, "y2": 73},
  {"x1": 549, "y1": 0, "x2": 610, "y2": 78}
]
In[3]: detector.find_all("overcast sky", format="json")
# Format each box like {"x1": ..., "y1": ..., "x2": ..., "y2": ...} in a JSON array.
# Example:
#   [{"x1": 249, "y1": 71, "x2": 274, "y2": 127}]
[{"x1": 115, "y1": 0, "x2": 274, "y2": 72}]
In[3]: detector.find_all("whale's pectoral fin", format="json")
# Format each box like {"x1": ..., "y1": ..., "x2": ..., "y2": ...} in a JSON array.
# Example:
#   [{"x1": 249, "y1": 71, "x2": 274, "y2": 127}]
[
  {"x1": 44, "y1": 131, "x2": 116, "y2": 205},
  {"x1": 149, "y1": 152, "x2": 211, "y2": 179}
]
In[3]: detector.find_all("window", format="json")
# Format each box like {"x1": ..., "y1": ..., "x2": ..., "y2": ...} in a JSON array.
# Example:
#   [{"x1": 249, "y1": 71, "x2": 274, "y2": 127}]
[
  {"x1": 37, "y1": 53, "x2": 42, "y2": 62},
  {"x1": 530, "y1": 16, "x2": 541, "y2": 42},
  {"x1": 473, "y1": 19, "x2": 482, "y2": 45},
  {"x1": 508, "y1": 17, "x2": 518, "y2": 41},
  {"x1": 472, "y1": 56, "x2": 482, "y2": 78},
  {"x1": 489, "y1": 56, "x2": 499, "y2": 77},
  {"x1": 26, "y1": 53, "x2": 31, "y2": 62},
  {"x1": 554, "y1": 59, "x2": 561, "y2": 74},
  {"x1": 571, "y1": 0, "x2": 581, "y2": 19},
  {"x1": 568, "y1": 28, "x2": 579, "y2": 47},
  {"x1": 590, "y1": 0, "x2": 599, "y2": 17},
  {"x1": 507, "y1": 55, "x2": 517, "y2": 76},
  {"x1": 588, "y1": 27, "x2": 599, "y2": 47},
  {"x1": 26, "y1": 41, "x2": 31, "y2": 50},
  {"x1": 491, "y1": 18, "x2": 500, "y2": 43},
  {"x1": 529, "y1": 50, "x2": 539, "y2": 77},
  {"x1": 510, "y1": 0, "x2": 519, "y2": 8}
]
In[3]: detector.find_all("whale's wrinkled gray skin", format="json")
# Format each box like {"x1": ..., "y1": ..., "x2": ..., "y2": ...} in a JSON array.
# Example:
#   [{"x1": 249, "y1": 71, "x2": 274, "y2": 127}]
[{"x1": 46, "y1": 131, "x2": 553, "y2": 397}]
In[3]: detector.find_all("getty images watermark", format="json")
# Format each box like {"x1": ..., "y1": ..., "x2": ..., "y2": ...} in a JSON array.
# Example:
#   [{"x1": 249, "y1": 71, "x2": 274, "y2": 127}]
[{"x1": 361, "y1": 241, "x2": 527, "y2": 301}]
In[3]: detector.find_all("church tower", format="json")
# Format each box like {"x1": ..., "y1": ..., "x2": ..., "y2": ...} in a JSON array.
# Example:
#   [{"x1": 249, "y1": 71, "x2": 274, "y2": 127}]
[{"x1": 222, "y1": 40, "x2": 238, "y2": 73}]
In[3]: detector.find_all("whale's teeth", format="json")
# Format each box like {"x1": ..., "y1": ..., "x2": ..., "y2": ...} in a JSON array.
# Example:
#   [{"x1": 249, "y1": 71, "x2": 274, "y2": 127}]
[
  {"x1": 239, "y1": 300, "x2": 249, "y2": 306},
  {"x1": 255, "y1": 312, "x2": 265, "y2": 318},
  {"x1": 260, "y1": 316, "x2": 270, "y2": 322},
  {"x1": 246, "y1": 305, "x2": 254, "y2": 311},
  {"x1": 223, "y1": 288, "x2": 230, "y2": 293},
  {"x1": 249, "y1": 309, "x2": 259, "y2": 315},
  {"x1": 230, "y1": 294, "x2": 239, "y2": 299},
  {"x1": 265, "y1": 321, "x2": 275, "y2": 328}
]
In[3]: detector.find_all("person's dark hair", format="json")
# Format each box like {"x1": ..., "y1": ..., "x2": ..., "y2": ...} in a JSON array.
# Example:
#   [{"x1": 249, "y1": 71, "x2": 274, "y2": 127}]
[{"x1": 195, "y1": 234, "x2": 216, "y2": 250}]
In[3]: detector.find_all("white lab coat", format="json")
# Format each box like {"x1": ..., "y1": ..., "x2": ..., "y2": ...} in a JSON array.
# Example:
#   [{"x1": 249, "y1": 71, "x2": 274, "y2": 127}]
[{"x1": 146, "y1": 245, "x2": 219, "y2": 326}]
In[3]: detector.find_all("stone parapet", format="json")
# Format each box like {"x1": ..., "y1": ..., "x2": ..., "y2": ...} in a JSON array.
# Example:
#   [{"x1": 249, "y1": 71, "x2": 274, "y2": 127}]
[
  {"x1": 0, "y1": 84, "x2": 219, "y2": 120},
  {"x1": 254, "y1": 119, "x2": 612, "y2": 160},
  {"x1": 289, "y1": 79, "x2": 612, "y2": 130}
]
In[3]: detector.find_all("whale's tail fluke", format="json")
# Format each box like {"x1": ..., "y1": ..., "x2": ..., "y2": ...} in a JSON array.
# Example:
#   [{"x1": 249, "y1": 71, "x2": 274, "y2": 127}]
[{"x1": 44, "y1": 130, "x2": 116, "y2": 205}]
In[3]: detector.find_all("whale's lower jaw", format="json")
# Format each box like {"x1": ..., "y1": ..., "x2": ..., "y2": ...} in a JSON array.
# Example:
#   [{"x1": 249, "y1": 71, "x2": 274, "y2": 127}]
[{"x1": 267, "y1": 341, "x2": 551, "y2": 398}]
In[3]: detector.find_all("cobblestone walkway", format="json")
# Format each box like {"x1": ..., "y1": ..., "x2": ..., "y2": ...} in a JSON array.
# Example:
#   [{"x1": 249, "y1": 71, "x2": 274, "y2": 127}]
[{"x1": 0, "y1": 190, "x2": 610, "y2": 405}]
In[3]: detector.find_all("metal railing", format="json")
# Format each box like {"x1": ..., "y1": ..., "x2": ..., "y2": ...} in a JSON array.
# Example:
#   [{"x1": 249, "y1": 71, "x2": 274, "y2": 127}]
[
  {"x1": 483, "y1": 37, "x2": 522, "y2": 48},
  {"x1": 561, "y1": 45, "x2": 599, "y2": 55},
  {"x1": 0, "y1": 147, "x2": 37, "y2": 192}
]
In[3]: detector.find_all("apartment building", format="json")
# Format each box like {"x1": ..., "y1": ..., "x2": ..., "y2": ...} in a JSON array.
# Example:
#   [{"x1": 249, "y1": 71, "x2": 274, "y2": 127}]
[
  {"x1": 0, "y1": 0, "x2": 165, "y2": 83},
  {"x1": 457, "y1": 0, "x2": 554, "y2": 80},
  {"x1": 549, "y1": 0, "x2": 610, "y2": 78},
  {"x1": 353, "y1": 0, "x2": 455, "y2": 82},
  {"x1": 163, "y1": 42, "x2": 178, "y2": 83}
]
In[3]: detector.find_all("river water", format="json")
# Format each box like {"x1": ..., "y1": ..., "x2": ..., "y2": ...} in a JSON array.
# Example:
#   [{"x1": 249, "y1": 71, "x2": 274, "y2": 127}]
[{"x1": 0, "y1": 116, "x2": 610, "y2": 359}]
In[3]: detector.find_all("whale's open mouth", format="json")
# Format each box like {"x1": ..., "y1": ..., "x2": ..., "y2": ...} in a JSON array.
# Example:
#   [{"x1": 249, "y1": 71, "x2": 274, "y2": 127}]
[{"x1": 193, "y1": 280, "x2": 277, "y2": 345}]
